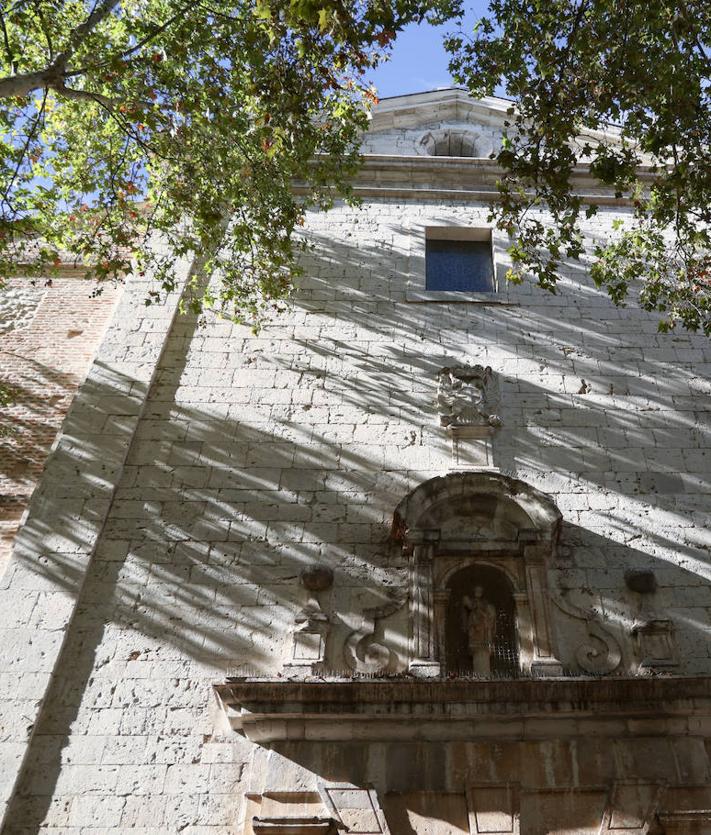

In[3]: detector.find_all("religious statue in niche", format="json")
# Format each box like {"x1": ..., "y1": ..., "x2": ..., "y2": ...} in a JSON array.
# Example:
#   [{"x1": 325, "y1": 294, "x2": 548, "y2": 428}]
[
  {"x1": 436, "y1": 364, "x2": 502, "y2": 429},
  {"x1": 462, "y1": 586, "x2": 497, "y2": 675},
  {"x1": 443, "y1": 564, "x2": 520, "y2": 676}
]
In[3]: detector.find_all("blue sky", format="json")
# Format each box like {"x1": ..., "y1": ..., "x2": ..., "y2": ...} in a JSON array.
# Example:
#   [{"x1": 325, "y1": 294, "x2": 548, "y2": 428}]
[{"x1": 369, "y1": 7, "x2": 489, "y2": 99}]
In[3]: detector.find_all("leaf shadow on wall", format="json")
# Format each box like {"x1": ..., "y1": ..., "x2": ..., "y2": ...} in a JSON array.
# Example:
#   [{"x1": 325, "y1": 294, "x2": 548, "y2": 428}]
[{"x1": 5, "y1": 215, "x2": 711, "y2": 830}]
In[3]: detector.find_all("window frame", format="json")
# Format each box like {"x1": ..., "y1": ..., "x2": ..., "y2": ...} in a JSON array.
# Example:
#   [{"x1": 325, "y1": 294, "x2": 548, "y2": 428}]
[{"x1": 406, "y1": 224, "x2": 511, "y2": 304}]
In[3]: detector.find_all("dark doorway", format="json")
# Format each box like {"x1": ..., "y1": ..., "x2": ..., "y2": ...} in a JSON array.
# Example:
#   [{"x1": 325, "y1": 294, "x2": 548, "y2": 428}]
[{"x1": 445, "y1": 564, "x2": 518, "y2": 676}]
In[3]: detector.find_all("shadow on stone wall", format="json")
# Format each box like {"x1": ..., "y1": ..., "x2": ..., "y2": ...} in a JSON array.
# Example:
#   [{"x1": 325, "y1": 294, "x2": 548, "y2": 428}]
[{"x1": 4, "y1": 210, "x2": 710, "y2": 830}]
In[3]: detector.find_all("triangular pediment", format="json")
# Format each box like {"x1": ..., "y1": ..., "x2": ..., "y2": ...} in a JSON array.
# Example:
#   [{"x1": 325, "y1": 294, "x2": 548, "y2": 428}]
[
  {"x1": 370, "y1": 88, "x2": 513, "y2": 131},
  {"x1": 362, "y1": 87, "x2": 623, "y2": 159},
  {"x1": 362, "y1": 88, "x2": 512, "y2": 157}
]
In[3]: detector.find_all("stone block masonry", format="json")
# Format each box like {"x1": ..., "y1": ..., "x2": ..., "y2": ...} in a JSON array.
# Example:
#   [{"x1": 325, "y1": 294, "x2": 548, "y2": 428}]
[
  {"x1": 0, "y1": 257, "x2": 192, "y2": 830},
  {"x1": 1, "y1": 91, "x2": 711, "y2": 833},
  {"x1": 3, "y1": 194, "x2": 710, "y2": 832}
]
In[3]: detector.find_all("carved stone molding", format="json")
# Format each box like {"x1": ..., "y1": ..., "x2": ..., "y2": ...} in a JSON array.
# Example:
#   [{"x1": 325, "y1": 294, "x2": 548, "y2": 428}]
[
  {"x1": 450, "y1": 425, "x2": 499, "y2": 470},
  {"x1": 632, "y1": 618, "x2": 678, "y2": 669},
  {"x1": 236, "y1": 783, "x2": 709, "y2": 835},
  {"x1": 600, "y1": 782, "x2": 665, "y2": 834},
  {"x1": 392, "y1": 472, "x2": 561, "y2": 545},
  {"x1": 320, "y1": 785, "x2": 390, "y2": 835},
  {"x1": 343, "y1": 588, "x2": 407, "y2": 674},
  {"x1": 467, "y1": 784, "x2": 520, "y2": 835},
  {"x1": 408, "y1": 536, "x2": 440, "y2": 677},
  {"x1": 252, "y1": 818, "x2": 341, "y2": 835},
  {"x1": 215, "y1": 676, "x2": 711, "y2": 743}
]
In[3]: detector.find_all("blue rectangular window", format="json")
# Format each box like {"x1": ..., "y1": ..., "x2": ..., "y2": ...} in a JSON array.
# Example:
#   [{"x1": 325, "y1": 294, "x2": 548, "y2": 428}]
[{"x1": 425, "y1": 239, "x2": 494, "y2": 292}]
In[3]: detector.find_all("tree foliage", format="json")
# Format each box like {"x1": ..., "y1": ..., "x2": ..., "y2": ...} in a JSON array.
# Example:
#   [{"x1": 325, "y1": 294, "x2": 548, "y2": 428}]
[
  {"x1": 2, "y1": 1, "x2": 709, "y2": 334},
  {"x1": 0, "y1": 0, "x2": 434, "y2": 323},
  {"x1": 444, "y1": 0, "x2": 711, "y2": 334}
]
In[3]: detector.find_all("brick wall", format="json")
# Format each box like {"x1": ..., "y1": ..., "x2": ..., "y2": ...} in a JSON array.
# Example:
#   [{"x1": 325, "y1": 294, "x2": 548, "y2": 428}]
[{"x1": 0, "y1": 278, "x2": 121, "y2": 576}]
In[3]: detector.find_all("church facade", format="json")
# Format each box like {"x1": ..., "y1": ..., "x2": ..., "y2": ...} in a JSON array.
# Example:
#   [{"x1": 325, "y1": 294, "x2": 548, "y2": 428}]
[{"x1": 1, "y1": 89, "x2": 711, "y2": 833}]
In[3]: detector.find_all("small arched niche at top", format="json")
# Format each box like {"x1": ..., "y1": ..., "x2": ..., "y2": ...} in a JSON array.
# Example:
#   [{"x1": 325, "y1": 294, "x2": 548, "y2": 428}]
[{"x1": 419, "y1": 129, "x2": 480, "y2": 158}]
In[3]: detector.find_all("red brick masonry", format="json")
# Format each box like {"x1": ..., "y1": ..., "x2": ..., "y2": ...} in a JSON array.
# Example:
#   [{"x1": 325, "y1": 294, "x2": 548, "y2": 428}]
[{"x1": 0, "y1": 277, "x2": 120, "y2": 576}]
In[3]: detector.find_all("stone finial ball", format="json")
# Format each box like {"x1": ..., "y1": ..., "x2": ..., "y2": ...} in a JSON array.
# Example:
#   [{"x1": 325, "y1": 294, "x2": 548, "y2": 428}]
[{"x1": 300, "y1": 564, "x2": 334, "y2": 592}]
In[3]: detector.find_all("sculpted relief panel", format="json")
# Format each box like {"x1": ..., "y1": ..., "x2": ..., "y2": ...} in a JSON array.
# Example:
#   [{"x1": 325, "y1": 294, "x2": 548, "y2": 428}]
[
  {"x1": 436, "y1": 365, "x2": 502, "y2": 470},
  {"x1": 436, "y1": 365, "x2": 502, "y2": 429},
  {"x1": 282, "y1": 475, "x2": 677, "y2": 681}
]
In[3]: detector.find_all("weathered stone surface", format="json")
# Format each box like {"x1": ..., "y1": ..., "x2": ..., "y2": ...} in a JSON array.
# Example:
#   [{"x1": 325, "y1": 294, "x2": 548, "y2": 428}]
[{"x1": 1, "y1": 89, "x2": 710, "y2": 833}]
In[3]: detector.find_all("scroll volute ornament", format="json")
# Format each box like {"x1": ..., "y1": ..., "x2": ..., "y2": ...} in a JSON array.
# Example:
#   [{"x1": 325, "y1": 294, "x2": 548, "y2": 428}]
[
  {"x1": 549, "y1": 590, "x2": 622, "y2": 675},
  {"x1": 343, "y1": 587, "x2": 407, "y2": 674}
]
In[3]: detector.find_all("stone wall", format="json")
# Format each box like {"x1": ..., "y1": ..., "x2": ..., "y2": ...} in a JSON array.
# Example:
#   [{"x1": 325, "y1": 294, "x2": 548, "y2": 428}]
[
  {"x1": 1, "y1": 90, "x2": 710, "y2": 833},
  {"x1": 0, "y1": 278, "x2": 121, "y2": 576},
  {"x1": 0, "y1": 266, "x2": 187, "y2": 831},
  {"x1": 2, "y1": 190, "x2": 709, "y2": 832}
]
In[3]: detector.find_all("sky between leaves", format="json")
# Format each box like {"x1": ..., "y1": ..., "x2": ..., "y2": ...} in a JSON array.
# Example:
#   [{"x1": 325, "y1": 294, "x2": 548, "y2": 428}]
[{"x1": 369, "y1": 7, "x2": 490, "y2": 99}]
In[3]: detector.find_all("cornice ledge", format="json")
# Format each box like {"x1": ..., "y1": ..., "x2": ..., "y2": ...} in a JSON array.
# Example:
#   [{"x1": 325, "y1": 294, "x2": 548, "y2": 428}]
[
  {"x1": 300, "y1": 154, "x2": 658, "y2": 206},
  {"x1": 357, "y1": 153, "x2": 658, "y2": 180},
  {"x1": 214, "y1": 675, "x2": 711, "y2": 743}
]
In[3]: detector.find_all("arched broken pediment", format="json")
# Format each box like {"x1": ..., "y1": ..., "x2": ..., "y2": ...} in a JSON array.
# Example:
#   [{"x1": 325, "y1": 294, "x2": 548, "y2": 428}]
[
  {"x1": 392, "y1": 471, "x2": 562, "y2": 548},
  {"x1": 394, "y1": 472, "x2": 564, "y2": 678}
]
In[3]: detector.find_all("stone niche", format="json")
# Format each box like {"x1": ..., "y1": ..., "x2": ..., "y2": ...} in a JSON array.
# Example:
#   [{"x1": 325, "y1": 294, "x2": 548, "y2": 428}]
[
  {"x1": 417, "y1": 128, "x2": 495, "y2": 159},
  {"x1": 391, "y1": 471, "x2": 563, "y2": 678}
]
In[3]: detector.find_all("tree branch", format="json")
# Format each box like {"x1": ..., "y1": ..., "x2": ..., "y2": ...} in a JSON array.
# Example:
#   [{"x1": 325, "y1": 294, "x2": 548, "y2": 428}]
[
  {"x1": 0, "y1": 0, "x2": 120, "y2": 99},
  {"x1": 89, "y1": 92, "x2": 178, "y2": 162},
  {"x1": 66, "y1": 1, "x2": 196, "y2": 79},
  {"x1": 58, "y1": 0, "x2": 121, "y2": 64},
  {"x1": 31, "y1": 0, "x2": 55, "y2": 60},
  {"x1": 117, "y1": 2, "x2": 192, "y2": 62},
  {"x1": 52, "y1": 79, "x2": 117, "y2": 109},
  {"x1": 1, "y1": 89, "x2": 47, "y2": 213},
  {"x1": 0, "y1": 11, "x2": 17, "y2": 74}
]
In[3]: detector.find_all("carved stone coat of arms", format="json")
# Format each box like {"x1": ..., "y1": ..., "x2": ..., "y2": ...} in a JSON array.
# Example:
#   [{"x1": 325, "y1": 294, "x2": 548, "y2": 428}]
[{"x1": 436, "y1": 364, "x2": 502, "y2": 428}]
